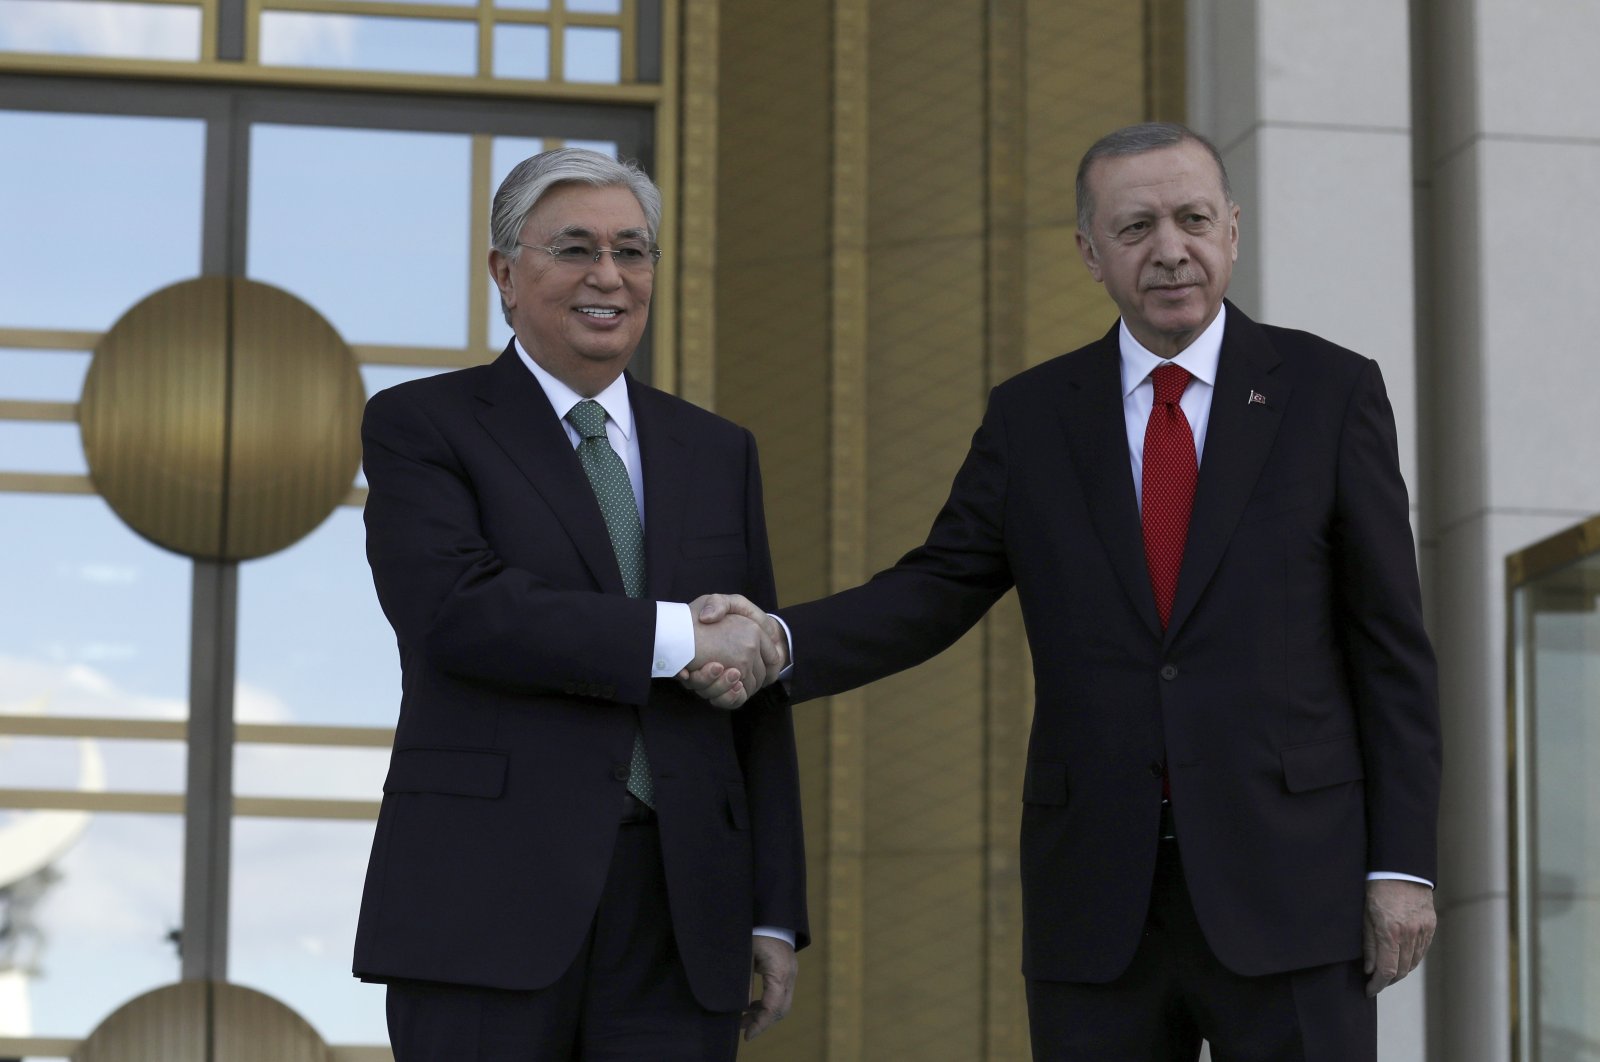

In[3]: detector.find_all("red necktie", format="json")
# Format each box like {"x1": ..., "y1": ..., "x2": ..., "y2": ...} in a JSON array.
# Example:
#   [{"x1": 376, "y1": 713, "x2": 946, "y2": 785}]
[{"x1": 1142, "y1": 363, "x2": 1196, "y2": 630}]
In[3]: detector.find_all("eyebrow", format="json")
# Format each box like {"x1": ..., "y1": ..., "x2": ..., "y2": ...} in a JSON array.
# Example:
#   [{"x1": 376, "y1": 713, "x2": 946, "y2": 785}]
[{"x1": 547, "y1": 224, "x2": 652, "y2": 242}]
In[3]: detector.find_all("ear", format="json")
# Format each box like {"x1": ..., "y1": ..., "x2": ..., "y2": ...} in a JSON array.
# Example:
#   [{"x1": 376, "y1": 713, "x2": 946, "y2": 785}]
[
  {"x1": 1076, "y1": 230, "x2": 1103, "y2": 282},
  {"x1": 1227, "y1": 203, "x2": 1241, "y2": 262},
  {"x1": 488, "y1": 249, "x2": 516, "y2": 308}
]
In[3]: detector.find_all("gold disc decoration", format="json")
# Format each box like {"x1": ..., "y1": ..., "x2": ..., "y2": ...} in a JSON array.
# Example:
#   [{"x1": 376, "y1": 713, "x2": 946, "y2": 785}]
[{"x1": 80, "y1": 278, "x2": 365, "y2": 561}]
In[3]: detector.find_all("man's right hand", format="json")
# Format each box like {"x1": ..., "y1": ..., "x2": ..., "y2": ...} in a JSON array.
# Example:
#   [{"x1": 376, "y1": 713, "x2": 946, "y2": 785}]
[{"x1": 681, "y1": 594, "x2": 789, "y2": 708}]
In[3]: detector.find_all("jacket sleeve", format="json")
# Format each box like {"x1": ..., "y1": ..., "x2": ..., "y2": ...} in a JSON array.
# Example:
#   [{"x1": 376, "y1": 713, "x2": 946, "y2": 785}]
[
  {"x1": 362, "y1": 385, "x2": 658, "y2": 705},
  {"x1": 1332, "y1": 359, "x2": 1442, "y2": 882},
  {"x1": 781, "y1": 389, "x2": 1016, "y2": 703}
]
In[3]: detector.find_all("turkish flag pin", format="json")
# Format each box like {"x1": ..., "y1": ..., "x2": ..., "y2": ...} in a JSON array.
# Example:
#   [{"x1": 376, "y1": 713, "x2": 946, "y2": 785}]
[{"x1": 1248, "y1": 390, "x2": 1267, "y2": 406}]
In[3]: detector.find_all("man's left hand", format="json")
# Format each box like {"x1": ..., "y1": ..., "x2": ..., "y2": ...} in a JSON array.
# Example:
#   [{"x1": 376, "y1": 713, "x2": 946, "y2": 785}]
[
  {"x1": 743, "y1": 935, "x2": 797, "y2": 1040},
  {"x1": 1363, "y1": 879, "x2": 1436, "y2": 997}
]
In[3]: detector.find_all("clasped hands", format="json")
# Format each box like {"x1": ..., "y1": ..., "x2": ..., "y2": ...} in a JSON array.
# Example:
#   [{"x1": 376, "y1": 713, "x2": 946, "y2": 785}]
[{"x1": 680, "y1": 594, "x2": 788, "y2": 709}]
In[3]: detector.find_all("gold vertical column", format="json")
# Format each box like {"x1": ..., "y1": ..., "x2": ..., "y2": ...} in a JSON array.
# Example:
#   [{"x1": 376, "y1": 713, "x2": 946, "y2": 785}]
[
  {"x1": 675, "y1": 0, "x2": 719, "y2": 409},
  {"x1": 984, "y1": 2, "x2": 1030, "y2": 1056},
  {"x1": 828, "y1": 0, "x2": 870, "y2": 1055},
  {"x1": 652, "y1": 0, "x2": 683, "y2": 393}
]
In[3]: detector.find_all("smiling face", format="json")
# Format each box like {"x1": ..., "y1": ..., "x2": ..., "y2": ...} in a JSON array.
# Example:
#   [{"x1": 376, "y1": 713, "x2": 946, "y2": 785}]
[
  {"x1": 1075, "y1": 139, "x2": 1239, "y2": 358},
  {"x1": 489, "y1": 182, "x2": 654, "y2": 396}
]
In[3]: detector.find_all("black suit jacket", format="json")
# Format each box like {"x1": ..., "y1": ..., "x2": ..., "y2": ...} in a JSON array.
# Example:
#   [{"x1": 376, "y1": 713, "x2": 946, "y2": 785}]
[
  {"x1": 352, "y1": 345, "x2": 808, "y2": 1012},
  {"x1": 781, "y1": 304, "x2": 1439, "y2": 982}
]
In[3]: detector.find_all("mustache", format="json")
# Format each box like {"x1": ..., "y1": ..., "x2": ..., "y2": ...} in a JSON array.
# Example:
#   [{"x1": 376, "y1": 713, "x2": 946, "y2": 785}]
[{"x1": 1143, "y1": 271, "x2": 1204, "y2": 288}]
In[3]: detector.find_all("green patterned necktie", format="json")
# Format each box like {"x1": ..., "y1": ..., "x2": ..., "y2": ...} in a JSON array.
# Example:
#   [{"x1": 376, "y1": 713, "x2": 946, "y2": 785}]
[{"x1": 566, "y1": 399, "x2": 654, "y2": 807}]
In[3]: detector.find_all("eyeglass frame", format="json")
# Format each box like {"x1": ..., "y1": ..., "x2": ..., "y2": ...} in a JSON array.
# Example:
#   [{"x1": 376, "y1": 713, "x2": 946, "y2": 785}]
[{"x1": 517, "y1": 241, "x2": 664, "y2": 270}]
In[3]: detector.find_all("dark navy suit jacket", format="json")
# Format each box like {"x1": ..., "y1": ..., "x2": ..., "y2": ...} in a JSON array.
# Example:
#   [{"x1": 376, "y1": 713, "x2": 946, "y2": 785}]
[
  {"x1": 781, "y1": 304, "x2": 1439, "y2": 982},
  {"x1": 353, "y1": 344, "x2": 808, "y2": 1012}
]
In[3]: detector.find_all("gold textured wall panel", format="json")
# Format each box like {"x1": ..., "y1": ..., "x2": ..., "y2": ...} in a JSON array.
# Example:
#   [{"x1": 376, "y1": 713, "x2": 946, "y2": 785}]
[{"x1": 709, "y1": 1, "x2": 1182, "y2": 1057}]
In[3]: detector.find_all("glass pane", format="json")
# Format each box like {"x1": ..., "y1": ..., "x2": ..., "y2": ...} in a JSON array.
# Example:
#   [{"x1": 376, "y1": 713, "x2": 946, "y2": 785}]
[
  {"x1": 564, "y1": 138, "x2": 618, "y2": 158},
  {"x1": 233, "y1": 744, "x2": 388, "y2": 800},
  {"x1": 1, "y1": 813, "x2": 184, "y2": 1038},
  {"x1": 0, "y1": 350, "x2": 91, "y2": 402},
  {"x1": 495, "y1": 0, "x2": 547, "y2": 10},
  {"x1": 565, "y1": 0, "x2": 620, "y2": 12},
  {"x1": 492, "y1": 23, "x2": 549, "y2": 80},
  {"x1": 0, "y1": 422, "x2": 86, "y2": 475},
  {"x1": 235, "y1": 507, "x2": 399, "y2": 728},
  {"x1": 1527, "y1": 552, "x2": 1600, "y2": 1056},
  {"x1": 229, "y1": 818, "x2": 385, "y2": 1045},
  {"x1": 0, "y1": 0, "x2": 200, "y2": 61},
  {"x1": 0, "y1": 735, "x2": 185, "y2": 793},
  {"x1": 248, "y1": 124, "x2": 471, "y2": 349},
  {"x1": 563, "y1": 25, "x2": 620, "y2": 82},
  {"x1": 258, "y1": 12, "x2": 476, "y2": 76},
  {"x1": 0, "y1": 111, "x2": 203, "y2": 332},
  {"x1": 0, "y1": 493, "x2": 192, "y2": 706}
]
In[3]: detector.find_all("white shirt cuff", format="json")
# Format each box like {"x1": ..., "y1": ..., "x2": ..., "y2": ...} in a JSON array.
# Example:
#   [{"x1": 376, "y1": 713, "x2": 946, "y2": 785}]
[
  {"x1": 1367, "y1": 871, "x2": 1434, "y2": 888},
  {"x1": 652, "y1": 601, "x2": 696, "y2": 677},
  {"x1": 752, "y1": 926, "x2": 796, "y2": 947},
  {"x1": 769, "y1": 614, "x2": 795, "y2": 682}
]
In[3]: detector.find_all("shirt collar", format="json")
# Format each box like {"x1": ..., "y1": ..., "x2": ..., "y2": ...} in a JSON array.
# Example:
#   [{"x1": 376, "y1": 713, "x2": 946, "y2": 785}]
[
  {"x1": 1118, "y1": 303, "x2": 1227, "y2": 399},
  {"x1": 513, "y1": 337, "x2": 634, "y2": 441}
]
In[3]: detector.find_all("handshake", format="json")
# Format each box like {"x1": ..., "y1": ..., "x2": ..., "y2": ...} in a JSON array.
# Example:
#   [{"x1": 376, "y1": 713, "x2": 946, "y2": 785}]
[{"x1": 679, "y1": 594, "x2": 790, "y2": 708}]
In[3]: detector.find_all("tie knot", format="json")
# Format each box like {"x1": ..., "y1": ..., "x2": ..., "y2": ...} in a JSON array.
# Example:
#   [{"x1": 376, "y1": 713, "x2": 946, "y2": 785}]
[
  {"x1": 566, "y1": 399, "x2": 608, "y2": 440},
  {"x1": 1151, "y1": 363, "x2": 1191, "y2": 406}
]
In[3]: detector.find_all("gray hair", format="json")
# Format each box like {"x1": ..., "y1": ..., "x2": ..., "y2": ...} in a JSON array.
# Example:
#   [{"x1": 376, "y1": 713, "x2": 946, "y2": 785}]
[
  {"x1": 490, "y1": 148, "x2": 662, "y2": 322},
  {"x1": 1074, "y1": 122, "x2": 1232, "y2": 235}
]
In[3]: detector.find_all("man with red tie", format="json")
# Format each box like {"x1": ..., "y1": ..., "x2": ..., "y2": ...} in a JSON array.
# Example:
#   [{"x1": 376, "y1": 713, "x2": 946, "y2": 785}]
[{"x1": 688, "y1": 123, "x2": 1441, "y2": 1060}]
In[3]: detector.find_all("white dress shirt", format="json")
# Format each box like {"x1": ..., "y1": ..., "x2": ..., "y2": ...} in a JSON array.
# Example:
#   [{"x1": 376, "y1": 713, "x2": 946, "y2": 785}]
[
  {"x1": 1116, "y1": 310, "x2": 1430, "y2": 890},
  {"x1": 514, "y1": 340, "x2": 799, "y2": 942}
]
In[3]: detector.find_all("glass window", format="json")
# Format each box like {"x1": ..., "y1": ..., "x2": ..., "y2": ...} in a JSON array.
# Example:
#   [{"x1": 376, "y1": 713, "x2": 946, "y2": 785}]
[
  {"x1": 564, "y1": 25, "x2": 621, "y2": 83},
  {"x1": 258, "y1": 12, "x2": 477, "y2": 76},
  {"x1": 247, "y1": 124, "x2": 472, "y2": 349},
  {"x1": 234, "y1": 507, "x2": 399, "y2": 728},
  {"x1": 0, "y1": 493, "x2": 192, "y2": 706},
  {"x1": 233, "y1": 744, "x2": 388, "y2": 801},
  {"x1": 5, "y1": 813, "x2": 184, "y2": 1038},
  {"x1": 565, "y1": 0, "x2": 620, "y2": 13},
  {"x1": 494, "y1": 0, "x2": 548, "y2": 10},
  {"x1": 0, "y1": 0, "x2": 201, "y2": 61},
  {"x1": 493, "y1": 23, "x2": 550, "y2": 81},
  {"x1": 229, "y1": 818, "x2": 384, "y2": 1045},
  {"x1": 0, "y1": 111, "x2": 203, "y2": 332},
  {"x1": 0, "y1": 350, "x2": 92, "y2": 403},
  {"x1": 0, "y1": 422, "x2": 86, "y2": 475},
  {"x1": 0, "y1": 736, "x2": 185, "y2": 794},
  {"x1": 1511, "y1": 532, "x2": 1600, "y2": 1060}
]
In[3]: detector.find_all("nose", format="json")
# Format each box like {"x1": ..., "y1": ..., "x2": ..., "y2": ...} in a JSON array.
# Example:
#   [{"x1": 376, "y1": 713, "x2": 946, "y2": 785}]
[
  {"x1": 1150, "y1": 220, "x2": 1188, "y2": 268},
  {"x1": 584, "y1": 252, "x2": 624, "y2": 288}
]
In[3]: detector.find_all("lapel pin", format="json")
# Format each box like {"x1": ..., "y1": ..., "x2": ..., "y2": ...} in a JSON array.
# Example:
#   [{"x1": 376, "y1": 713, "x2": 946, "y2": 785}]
[{"x1": 1247, "y1": 390, "x2": 1267, "y2": 406}]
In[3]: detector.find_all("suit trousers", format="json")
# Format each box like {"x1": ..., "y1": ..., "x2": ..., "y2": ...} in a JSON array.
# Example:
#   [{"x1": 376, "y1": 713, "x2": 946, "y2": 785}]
[
  {"x1": 386, "y1": 805, "x2": 743, "y2": 1062},
  {"x1": 1025, "y1": 838, "x2": 1375, "y2": 1062}
]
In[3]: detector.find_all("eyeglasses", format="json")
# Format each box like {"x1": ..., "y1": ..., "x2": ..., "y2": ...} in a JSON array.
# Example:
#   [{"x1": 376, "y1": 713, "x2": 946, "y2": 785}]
[{"x1": 519, "y1": 241, "x2": 663, "y2": 273}]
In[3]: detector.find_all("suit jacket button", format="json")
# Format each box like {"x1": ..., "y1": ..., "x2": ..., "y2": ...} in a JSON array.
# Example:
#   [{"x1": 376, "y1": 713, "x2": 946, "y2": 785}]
[
  {"x1": 1160, "y1": 664, "x2": 1178, "y2": 681},
  {"x1": 1149, "y1": 761, "x2": 1165, "y2": 778},
  {"x1": 602, "y1": 685, "x2": 616, "y2": 698},
  {"x1": 563, "y1": 681, "x2": 578, "y2": 695},
  {"x1": 613, "y1": 765, "x2": 630, "y2": 781}
]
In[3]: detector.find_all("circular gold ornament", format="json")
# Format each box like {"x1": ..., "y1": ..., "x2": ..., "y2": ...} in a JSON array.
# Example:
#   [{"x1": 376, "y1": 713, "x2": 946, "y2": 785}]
[{"x1": 80, "y1": 278, "x2": 364, "y2": 561}]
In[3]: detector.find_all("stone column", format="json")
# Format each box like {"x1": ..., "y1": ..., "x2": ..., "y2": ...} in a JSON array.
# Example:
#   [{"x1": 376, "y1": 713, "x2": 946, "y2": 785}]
[{"x1": 1415, "y1": 2, "x2": 1600, "y2": 1060}]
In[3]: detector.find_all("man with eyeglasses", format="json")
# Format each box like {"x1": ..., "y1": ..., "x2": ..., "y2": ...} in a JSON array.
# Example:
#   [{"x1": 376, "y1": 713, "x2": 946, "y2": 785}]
[
  {"x1": 353, "y1": 148, "x2": 807, "y2": 1060},
  {"x1": 688, "y1": 123, "x2": 1440, "y2": 1060}
]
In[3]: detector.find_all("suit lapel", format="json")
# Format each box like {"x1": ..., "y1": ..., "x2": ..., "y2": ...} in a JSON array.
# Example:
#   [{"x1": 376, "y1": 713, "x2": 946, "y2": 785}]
[
  {"x1": 1164, "y1": 304, "x2": 1289, "y2": 643},
  {"x1": 473, "y1": 344, "x2": 628, "y2": 595},
  {"x1": 629, "y1": 377, "x2": 692, "y2": 601},
  {"x1": 1062, "y1": 327, "x2": 1164, "y2": 639}
]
